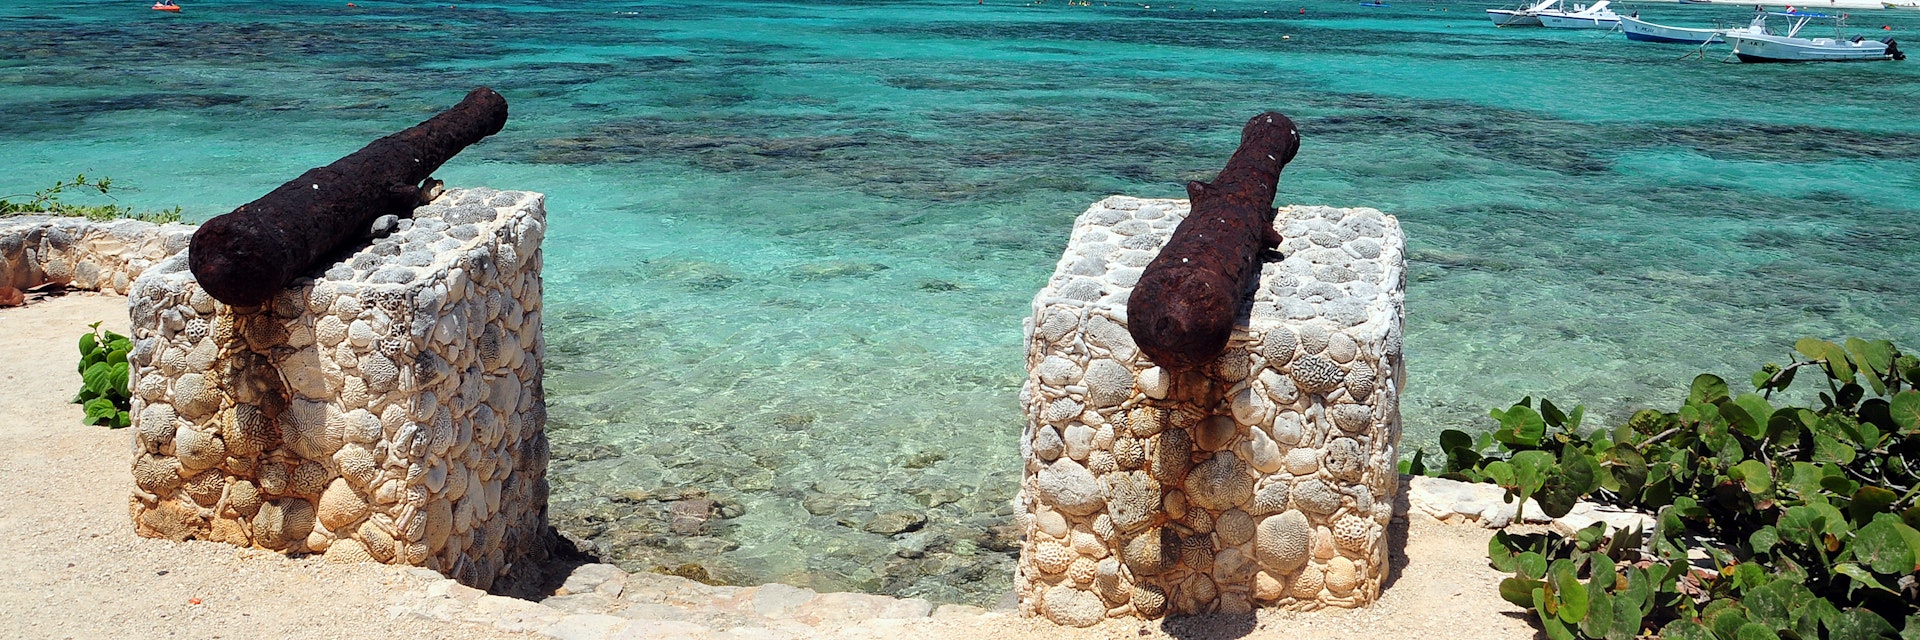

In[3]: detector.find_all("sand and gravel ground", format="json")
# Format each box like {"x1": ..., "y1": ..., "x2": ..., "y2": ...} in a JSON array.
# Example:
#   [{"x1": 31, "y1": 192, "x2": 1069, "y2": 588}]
[{"x1": 0, "y1": 293, "x2": 1539, "y2": 640}]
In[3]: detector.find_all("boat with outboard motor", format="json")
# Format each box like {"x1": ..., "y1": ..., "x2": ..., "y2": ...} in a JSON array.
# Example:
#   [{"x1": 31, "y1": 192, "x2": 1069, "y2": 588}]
[
  {"x1": 1619, "y1": 14, "x2": 1725, "y2": 43},
  {"x1": 1487, "y1": 0, "x2": 1559, "y2": 26},
  {"x1": 1537, "y1": 0, "x2": 1620, "y2": 29},
  {"x1": 1725, "y1": 9, "x2": 1905, "y2": 61}
]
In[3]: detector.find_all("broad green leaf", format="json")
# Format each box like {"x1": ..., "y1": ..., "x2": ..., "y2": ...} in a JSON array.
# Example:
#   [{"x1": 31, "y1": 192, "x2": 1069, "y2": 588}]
[
  {"x1": 1720, "y1": 399, "x2": 1760, "y2": 438},
  {"x1": 1811, "y1": 501, "x2": 1852, "y2": 536},
  {"x1": 1440, "y1": 428, "x2": 1474, "y2": 454},
  {"x1": 1733, "y1": 562, "x2": 1768, "y2": 591},
  {"x1": 1661, "y1": 619, "x2": 1716, "y2": 640},
  {"x1": 1483, "y1": 460, "x2": 1516, "y2": 488},
  {"x1": 1550, "y1": 559, "x2": 1588, "y2": 624},
  {"x1": 1832, "y1": 563, "x2": 1894, "y2": 593},
  {"x1": 1542, "y1": 398, "x2": 1567, "y2": 428},
  {"x1": 1849, "y1": 487, "x2": 1898, "y2": 526},
  {"x1": 1766, "y1": 408, "x2": 1810, "y2": 442},
  {"x1": 1511, "y1": 450, "x2": 1555, "y2": 497},
  {"x1": 1731, "y1": 459, "x2": 1773, "y2": 495},
  {"x1": 1750, "y1": 526, "x2": 1780, "y2": 554},
  {"x1": 1567, "y1": 405, "x2": 1586, "y2": 431},
  {"x1": 1893, "y1": 522, "x2": 1920, "y2": 573},
  {"x1": 81, "y1": 361, "x2": 111, "y2": 396},
  {"x1": 1518, "y1": 551, "x2": 1549, "y2": 581},
  {"x1": 1742, "y1": 581, "x2": 1792, "y2": 631},
  {"x1": 1779, "y1": 506, "x2": 1826, "y2": 548},
  {"x1": 1489, "y1": 534, "x2": 1518, "y2": 573},
  {"x1": 1562, "y1": 447, "x2": 1601, "y2": 496},
  {"x1": 1542, "y1": 611, "x2": 1576, "y2": 640},
  {"x1": 107, "y1": 361, "x2": 128, "y2": 398},
  {"x1": 1846, "y1": 338, "x2": 1893, "y2": 395},
  {"x1": 82, "y1": 397, "x2": 117, "y2": 424},
  {"x1": 110, "y1": 409, "x2": 130, "y2": 429},
  {"x1": 1825, "y1": 608, "x2": 1897, "y2": 640},
  {"x1": 1813, "y1": 434, "x2": 1857, "y2": 466},
  {"x1": 1690, "y1": 373, "x2": 1732, "y2": 405},
  {"x1": 1890, "y1": 390, "x2": 1920, "y2": 434},
  {"x1": 1537, "y1": 483, "x2": 1580, "y2": 521},
  {"x1": 1610, "y1": 598, "x2": 1644, "y2": 640},
  {"x1": 1498, "y1": 576, "x2": 1540, "y2": 608},
  {"x1": 1713, "y1": 609, "x2": 1755, "y2": 640},
  {"x1": 1844, "y1": 338, "x2": 1893, "y2": 375},
  {"x1": 1797, "y1": 598, "x2": 1841, "y2": 640},
  {"x1": 1736, "y1": 622, "x2": 1781, "y2": 640},
  {"x1": 1851, "y1": 518, "x2": 1917, "y2": 575},
  {"x1": 78, "y1": 332, "x2": 96, "y2": 356},
  {"x1": 1608, "y1": 444, "x2": 1648, "y2": 497},
  {"x1": 1797, "y1": 338, "x2": 1855, "y2": 383},
  {"x1": 1496, "y1": 405, "x2": 1548, "y2": 447},
  {"x1": 1735, "y1": 394, "x2": 1775, "y2": 436},
  {"x1": 1581, "y1": 587, "x2": 1614, "y2": 639},
  {"x1": 1590, "y1": 554, "x2": 1617, "y2": 592},
  {"x1": 1785, "y1": 462, "x2": 1825, "y2": 498},
  {"x1": 1902, "y1": 615, "x2": 1920, "y2": 640}
]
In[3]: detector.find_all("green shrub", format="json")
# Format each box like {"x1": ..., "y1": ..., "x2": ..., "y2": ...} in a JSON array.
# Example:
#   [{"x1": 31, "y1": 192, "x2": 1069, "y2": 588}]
[
  {"x1": 1413, "y1": 338, "x2": 1920, "y2": 639},
  {"x1": 1, "y1": 174, "x2": 182, "y2": 224},
  {"x1": 72, "y1": 321, "x2": 132, "y2": 428}
]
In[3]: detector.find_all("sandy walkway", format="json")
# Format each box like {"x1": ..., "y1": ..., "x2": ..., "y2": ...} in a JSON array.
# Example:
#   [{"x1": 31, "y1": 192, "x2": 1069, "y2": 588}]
[{"x1": 0, "y1": 293, "x2": 1537, "y2": 640}]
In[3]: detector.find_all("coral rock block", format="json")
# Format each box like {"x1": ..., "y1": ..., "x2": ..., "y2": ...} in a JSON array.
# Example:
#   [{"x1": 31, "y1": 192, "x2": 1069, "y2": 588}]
[
  {"x1": 0, "y1": 216, "x2": 194, "y2": 294},
  {"x1": 1016, "y1": 197, "x2": 1406, "y2": 623},
  {"x1": 126, "y1": 188, "x2": 549, "y2": 591}
]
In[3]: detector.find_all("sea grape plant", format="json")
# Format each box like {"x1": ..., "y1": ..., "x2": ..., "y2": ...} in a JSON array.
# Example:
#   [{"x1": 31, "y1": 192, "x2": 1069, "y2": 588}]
[
  {"x1": 72, "y1": 321, "x2": 132, "y2": 428},
  {"x1": 1409, "y1": 338, "x2": 1920, "y2": 639}
]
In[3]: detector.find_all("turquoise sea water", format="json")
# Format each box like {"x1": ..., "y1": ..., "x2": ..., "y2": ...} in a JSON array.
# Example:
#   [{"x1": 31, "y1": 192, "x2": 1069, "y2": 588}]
[{"x1": 6, "y1": 0, "x2": 1919, "y2": 604}]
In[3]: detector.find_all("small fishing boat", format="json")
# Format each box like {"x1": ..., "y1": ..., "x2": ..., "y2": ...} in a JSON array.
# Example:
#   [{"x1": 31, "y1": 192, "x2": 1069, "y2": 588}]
[
  {"x1": 1678, "y1": 0, "x2": 1713, "y2": 4},
  {"x1": 1537, "y1": 0, "x2": 1620, "y2": 28},
  {"x1": 151, "y1": 1, "x2": 181, "y2": 10},
  {"x1": 1487, "y1": 0, "x2": 1559, "y2": 26},
  {"x1": 1726, "y1": 10, "x2": 1905, "y2": 61},
  {"x1": 1883, "y1": 1, "x2": 1919, "y2": 8},
  {"x1": 1620, "y1": 14, "x2": 1724, "y2": 42},
  {"x1": 1359, "y1": 1, "x2": 1390, "y2": 7}
]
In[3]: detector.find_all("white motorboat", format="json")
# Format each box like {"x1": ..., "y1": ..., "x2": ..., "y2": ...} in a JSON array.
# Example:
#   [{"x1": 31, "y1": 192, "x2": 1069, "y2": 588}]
[
  {"x1": 1537, "y1": 0, "x2": 1620, "y2": 29},
  {"x1": 1486, "y1": 0, "x2": 1559, "y2": 27},
  {"x1": 1619, "y1": 15, "x2": 1724, "y2": 43},
  {"x1": 1726, "y1": 10, "x2": 1906, "y2": 62}
]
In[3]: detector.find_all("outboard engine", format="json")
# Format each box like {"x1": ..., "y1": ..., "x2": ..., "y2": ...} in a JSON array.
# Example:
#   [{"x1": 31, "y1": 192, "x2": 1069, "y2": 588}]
[{"x1": 1887, "y1": 38, "x2": 1905, "y2": 61}]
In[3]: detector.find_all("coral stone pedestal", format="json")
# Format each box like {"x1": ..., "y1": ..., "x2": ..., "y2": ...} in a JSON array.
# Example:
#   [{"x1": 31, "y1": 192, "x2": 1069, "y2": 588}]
[
  {"x1": 1016, "y1": 197, "x2": 1407, "y2": 625},
  {"x1": 127, "y1": 188, "x2": 549, "y2": 590}
]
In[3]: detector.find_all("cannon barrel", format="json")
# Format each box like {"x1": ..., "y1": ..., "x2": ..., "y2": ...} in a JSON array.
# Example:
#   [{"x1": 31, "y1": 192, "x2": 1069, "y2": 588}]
[
  {"x1": 189, "y1": 86, "x2": 509, "y2": 306},
  {"x1": 1127, "y1": 112, "x2": 1300, "y2": 372}
]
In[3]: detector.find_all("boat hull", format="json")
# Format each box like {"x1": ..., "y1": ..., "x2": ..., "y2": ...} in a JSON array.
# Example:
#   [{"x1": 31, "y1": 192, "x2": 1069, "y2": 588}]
[
  {"x1": 1538, "y1": 13, "x2": 1619, "y2": 28},
  {"x1": 1487, "y1": 9, "x2": 1543, "y2": 26},
  {"x1": 1728, "y1": 33, "x2": 1892, "y2": 61},
  {"x1": 1619, "y1": 16, "x2": 1723, "y2": 43}
]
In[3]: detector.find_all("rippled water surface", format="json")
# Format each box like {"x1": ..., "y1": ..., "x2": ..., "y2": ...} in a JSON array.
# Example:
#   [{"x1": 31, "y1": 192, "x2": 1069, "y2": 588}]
[{"x1": 6, "y1": 0, "x2": 1919, "y2": 605}]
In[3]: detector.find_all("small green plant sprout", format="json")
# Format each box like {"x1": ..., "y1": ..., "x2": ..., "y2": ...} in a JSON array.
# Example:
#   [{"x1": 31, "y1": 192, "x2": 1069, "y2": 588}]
[
  {"x1": 72, "y1": 321, "x2": 133, "y2": 428},
  {"x1": 0, "y1": 174, "x2": 182, "y2": 224}
]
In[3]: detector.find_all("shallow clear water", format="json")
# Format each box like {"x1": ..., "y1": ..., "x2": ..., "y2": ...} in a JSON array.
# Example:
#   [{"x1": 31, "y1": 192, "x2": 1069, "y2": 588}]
[{"x1": 6, "y1": 0, "x2": 1919, "y2": 604}]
